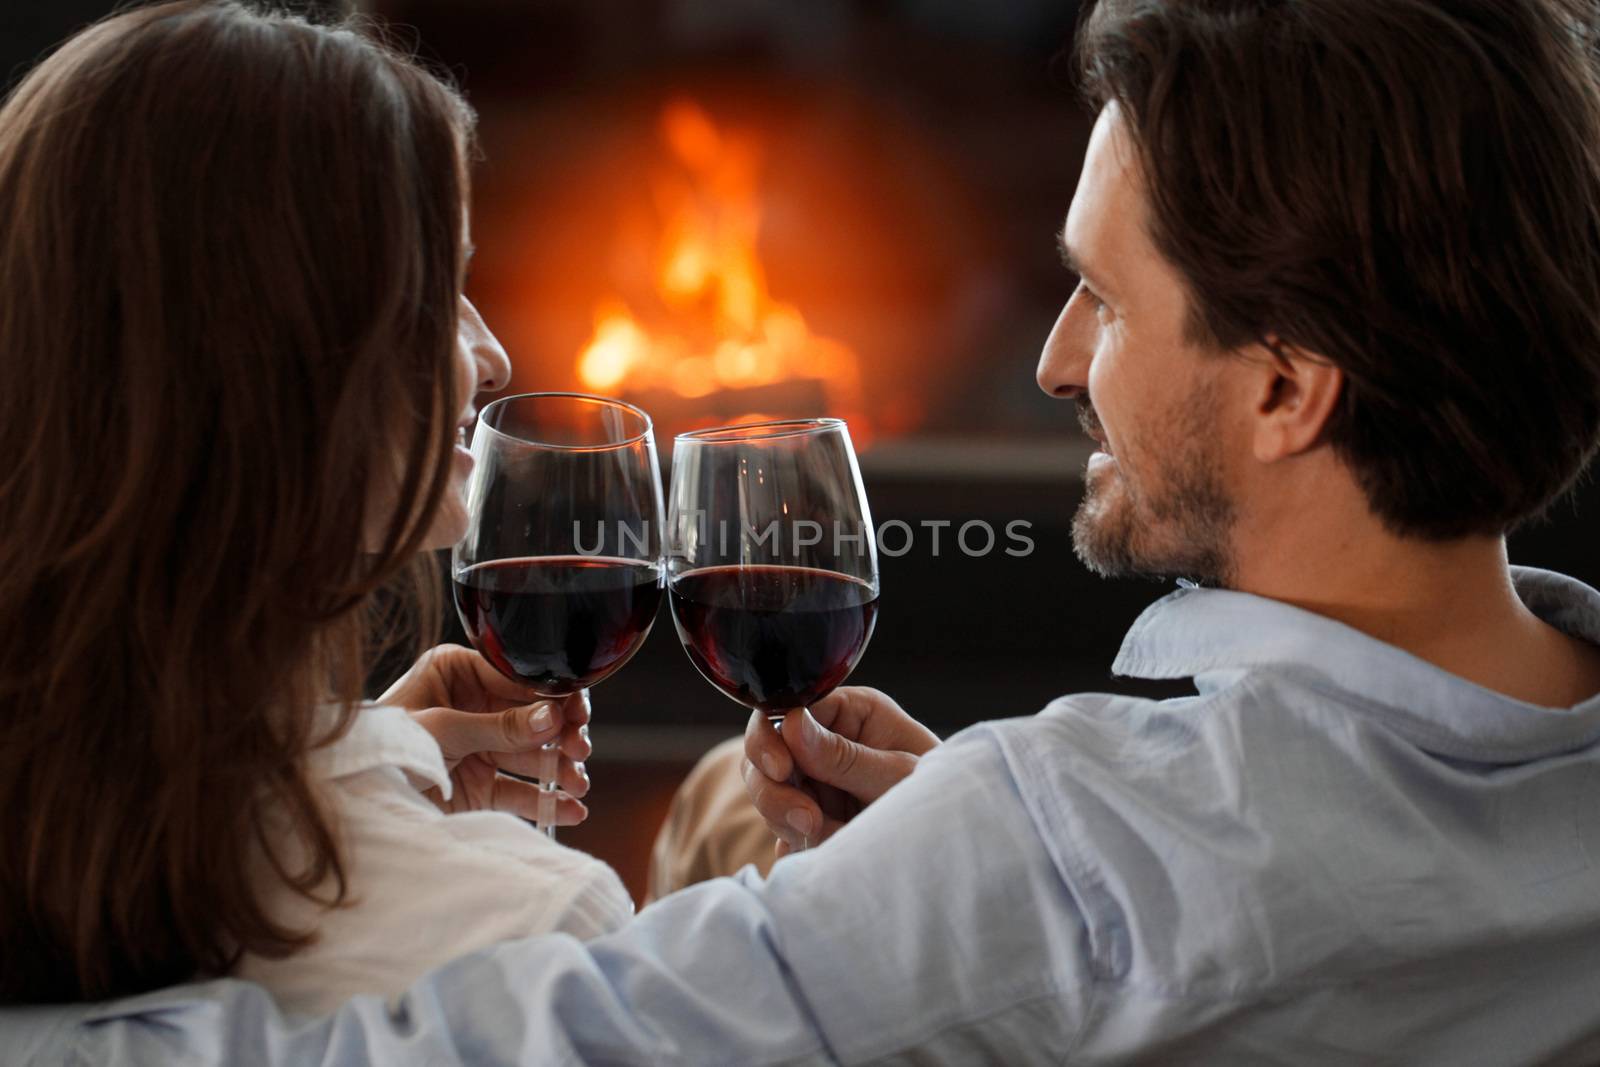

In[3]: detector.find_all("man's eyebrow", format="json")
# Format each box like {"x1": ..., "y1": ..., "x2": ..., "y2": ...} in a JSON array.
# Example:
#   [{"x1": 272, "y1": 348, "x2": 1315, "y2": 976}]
[{"x1": 1056, "y1": 230, "x2": 1114, "y2": 296}]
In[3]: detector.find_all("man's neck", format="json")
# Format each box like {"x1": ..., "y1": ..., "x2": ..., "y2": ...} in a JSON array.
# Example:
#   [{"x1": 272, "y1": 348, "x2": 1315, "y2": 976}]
[
  {"x1": 1246, "y1": 533, "x2": 1519, "y2": 647},
  {"x1": 1233, "y1": 514, "x2": 1600, "y2": 707}
]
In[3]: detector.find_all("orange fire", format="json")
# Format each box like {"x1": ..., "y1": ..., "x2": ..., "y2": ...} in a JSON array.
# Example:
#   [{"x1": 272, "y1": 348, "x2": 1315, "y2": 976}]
[{"x1": 575, "y1": 100, "x2": 864, "y2": 431}]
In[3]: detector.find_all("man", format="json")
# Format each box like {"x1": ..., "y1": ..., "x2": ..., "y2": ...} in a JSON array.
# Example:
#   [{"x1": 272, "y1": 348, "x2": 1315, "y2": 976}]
[{"x1": 9, "y1": 0, "x2": 1600, "y2": 1062}]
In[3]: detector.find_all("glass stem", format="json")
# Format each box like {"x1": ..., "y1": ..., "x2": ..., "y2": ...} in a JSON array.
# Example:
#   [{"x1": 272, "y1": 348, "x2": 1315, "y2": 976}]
[
  {"x1": 769, "y1": 710, "x2": 809, "y2": 850},
  {"x1": 537, "y1": 740, "x2": 559, "y2": 839}
]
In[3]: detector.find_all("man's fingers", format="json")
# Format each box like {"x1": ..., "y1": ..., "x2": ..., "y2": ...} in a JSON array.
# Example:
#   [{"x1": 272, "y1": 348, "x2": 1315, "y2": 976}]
[
  {"x1": 745, "y1": 694, "x2": 932, "y2": 849},
  {"x1": 806, "y1": 686, "x2": 880, "y2": 734},
  {"x1": 781, "y1": 707, "x2": 920, "y2": 804},
  {"x1": 742, "y1": 755, "x2": 822, "y2": 847},
  {"x1": 745, "y1": 701, "x2": 922, "y2": 819},
  {"x1": 744, "y1": 710, "x2": 794, "y2": 782},
  {"x1": 809, "y1": 687, "x2": 940, "y2": 756},
  {"x1": 769, "y1": 810, "x2": 849, "y2": 855}
]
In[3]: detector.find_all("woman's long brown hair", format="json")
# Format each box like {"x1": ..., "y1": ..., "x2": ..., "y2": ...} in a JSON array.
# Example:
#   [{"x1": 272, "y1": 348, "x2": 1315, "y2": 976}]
[{"x1": 0, "y1": 1, "x2": 472, "y2": 1002}]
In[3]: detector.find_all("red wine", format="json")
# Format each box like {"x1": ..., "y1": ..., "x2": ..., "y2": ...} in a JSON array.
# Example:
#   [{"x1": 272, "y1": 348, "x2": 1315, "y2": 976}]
[
  {"x1": 454, "y1": 556, "x2": 663, "y2": 695},
  {"x1": 669, "y1": 565, "x2": 878, "y2": 711}
]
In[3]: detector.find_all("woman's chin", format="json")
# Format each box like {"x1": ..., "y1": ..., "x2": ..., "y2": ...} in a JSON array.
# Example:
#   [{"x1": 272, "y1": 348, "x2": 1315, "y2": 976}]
[{"x1": 422, "y1": 498, "x2": 469, "y2": 553}]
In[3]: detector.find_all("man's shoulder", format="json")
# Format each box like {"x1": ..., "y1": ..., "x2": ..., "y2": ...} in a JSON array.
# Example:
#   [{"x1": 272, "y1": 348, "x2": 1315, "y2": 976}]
[
  {"x1": 955, "y1": 666, "x2": 1384, "y2": 773},
  {"x1": 954, "y1": 671, "x2": 1444, "y2": 859},
  {"x1": 946, "y1": 678, "x2": 1263, "y2": 777},
  {"x1": 936, "y1": 671, "x2": 1600, "y2": 1002}
]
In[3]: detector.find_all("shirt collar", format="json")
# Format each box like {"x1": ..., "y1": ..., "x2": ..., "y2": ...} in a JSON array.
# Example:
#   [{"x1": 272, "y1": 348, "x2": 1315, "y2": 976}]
[
  {"x1": 304, "y1": 704, "x2": 452, "y2": 799},
  {"x1": 1111, "y1": 566, "x2": 1600, "y2": 762}
]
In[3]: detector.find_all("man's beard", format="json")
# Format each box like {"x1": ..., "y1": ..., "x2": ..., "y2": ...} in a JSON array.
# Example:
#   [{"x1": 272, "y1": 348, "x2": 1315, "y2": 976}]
[{"x1": 1071, "y1": 388, "x2": 1237, "y2": 587}]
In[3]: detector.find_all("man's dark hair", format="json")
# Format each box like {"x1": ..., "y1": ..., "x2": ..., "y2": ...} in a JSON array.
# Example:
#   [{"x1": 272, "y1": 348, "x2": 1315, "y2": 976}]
[{"x1": 1076, "y1": 0, "x2": 1600, "y2": 538}]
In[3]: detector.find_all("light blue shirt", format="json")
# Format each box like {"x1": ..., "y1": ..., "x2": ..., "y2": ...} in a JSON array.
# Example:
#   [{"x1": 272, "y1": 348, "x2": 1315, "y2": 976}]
[{"x1": 9, "y1": 566, "x2": 1600, "y2": 1065}]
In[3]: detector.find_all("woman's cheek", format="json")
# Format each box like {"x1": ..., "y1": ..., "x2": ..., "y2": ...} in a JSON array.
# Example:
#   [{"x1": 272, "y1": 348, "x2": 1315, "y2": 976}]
[{"x1": 423, "y1": 469, "x2": 471, "y2": 551}]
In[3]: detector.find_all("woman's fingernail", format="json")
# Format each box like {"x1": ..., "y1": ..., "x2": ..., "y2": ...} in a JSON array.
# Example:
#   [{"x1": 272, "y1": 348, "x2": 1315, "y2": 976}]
[
  {"x1": 786, "y1": 809, "x2": 816, "y2": 838},
  {"x1": 580, "y1": 723, "x2": 590, "y2": 742},
  {"x1": 529, "y1": 704, "x2": 554, "y2": 732},
  {"x1": 761, "y1": 753, "x2": 782, "y2": 781},
  {"x1": 576, "y1": 762, "x2": 588, "y2": 786}
]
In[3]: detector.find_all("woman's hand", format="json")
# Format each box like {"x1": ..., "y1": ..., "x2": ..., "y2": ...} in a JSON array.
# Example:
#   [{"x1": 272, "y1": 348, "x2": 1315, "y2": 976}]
[
  {"x1": 742, "y1": 687, "x2": 940, "y2": 855},
  {"x1": 380, "y1": 645, "x2": 592, "y2": 826}
]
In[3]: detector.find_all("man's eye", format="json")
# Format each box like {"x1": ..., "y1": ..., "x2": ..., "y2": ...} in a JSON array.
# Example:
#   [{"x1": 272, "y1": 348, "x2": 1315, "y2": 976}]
[{"x1": 1078, "y1": 282, "x2": 1110, "y2": 319}]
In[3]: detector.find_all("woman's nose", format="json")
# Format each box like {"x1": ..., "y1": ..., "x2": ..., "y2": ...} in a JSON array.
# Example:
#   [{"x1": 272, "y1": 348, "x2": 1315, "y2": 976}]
[{"x1": 461, "y1": 297, "x2": 511, "y2": 393}]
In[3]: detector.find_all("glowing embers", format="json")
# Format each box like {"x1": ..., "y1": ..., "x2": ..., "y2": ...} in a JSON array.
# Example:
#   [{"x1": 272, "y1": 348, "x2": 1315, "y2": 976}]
[{"x1": 575, "y1": 100, "x2": 863, "y2": 433}]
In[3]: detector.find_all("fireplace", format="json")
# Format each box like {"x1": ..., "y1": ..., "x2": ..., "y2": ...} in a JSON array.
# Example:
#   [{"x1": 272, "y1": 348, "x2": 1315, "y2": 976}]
[{"x1": 374, "y1": 0, "x2": 1101, "y2": 447}]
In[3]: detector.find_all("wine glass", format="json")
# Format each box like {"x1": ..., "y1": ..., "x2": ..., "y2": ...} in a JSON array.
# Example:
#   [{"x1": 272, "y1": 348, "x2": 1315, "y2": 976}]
[
  {"x1": 666, "y1": 418, "x2": 879, "y2": 815},
  {"x1": 453, "y1": 392, "x2": 664, "y2": 837}
]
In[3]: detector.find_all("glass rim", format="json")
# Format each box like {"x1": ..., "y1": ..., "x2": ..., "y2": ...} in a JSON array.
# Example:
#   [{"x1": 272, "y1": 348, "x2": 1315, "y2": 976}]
[
  {"x1": 478, "y1": 391, "x2": 654, "y2": 452},
  {"x1": 674, "y1": 417, "x2": 847, "y2": 445}
]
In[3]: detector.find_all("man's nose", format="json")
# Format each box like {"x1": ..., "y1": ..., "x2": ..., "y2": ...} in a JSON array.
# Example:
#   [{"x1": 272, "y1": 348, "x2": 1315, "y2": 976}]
[{"x1": 1036, "y1": 300, "x2": 1092, "y2": 399}]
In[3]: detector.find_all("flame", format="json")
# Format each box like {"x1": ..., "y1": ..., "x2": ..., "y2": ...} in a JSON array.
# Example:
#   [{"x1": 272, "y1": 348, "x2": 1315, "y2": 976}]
[{"x1": 576, "y1": 100, "x2": 863, "y2": 430}]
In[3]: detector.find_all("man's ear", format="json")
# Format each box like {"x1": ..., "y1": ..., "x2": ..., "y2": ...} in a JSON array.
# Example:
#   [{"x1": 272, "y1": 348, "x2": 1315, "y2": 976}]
[{"x1": 1247, "y1": 337, "x2": 1343, "y2": 462}]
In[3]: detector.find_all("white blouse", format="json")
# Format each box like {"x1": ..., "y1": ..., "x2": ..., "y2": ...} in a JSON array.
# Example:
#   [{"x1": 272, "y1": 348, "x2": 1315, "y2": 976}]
[{"x1": 235, "y1": 704, "x2": 634, "y2": 1016}]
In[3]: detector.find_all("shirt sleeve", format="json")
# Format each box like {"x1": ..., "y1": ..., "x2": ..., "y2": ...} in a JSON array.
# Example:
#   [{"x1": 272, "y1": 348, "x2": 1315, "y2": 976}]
[
  {"x1": 435, "y1": 802, "x2": 636, "y2": 939},
  {"x1": 234, "y1": 766, "x2": 636, "y2": 1015},
  {"x1": 541, "y1": 861, "x2": 635, "y2": 942},
  {"x1": 70, "y1": 727, "x2": 1099, "y2": 1066}
]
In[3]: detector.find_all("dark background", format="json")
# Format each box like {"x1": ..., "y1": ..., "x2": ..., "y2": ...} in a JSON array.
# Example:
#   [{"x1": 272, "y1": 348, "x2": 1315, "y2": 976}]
[{"x1": 8, "y1": 0, "x2": 1599, "y2": 753}]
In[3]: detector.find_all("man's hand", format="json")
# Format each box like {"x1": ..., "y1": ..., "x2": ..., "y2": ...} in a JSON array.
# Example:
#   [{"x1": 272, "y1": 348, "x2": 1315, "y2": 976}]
[
  {"x1": 742, "y1": 687, "x2": 940, "y2": 855},
  {"x1": 380, "y1": 645, "x2": 592, "y2": 825}
]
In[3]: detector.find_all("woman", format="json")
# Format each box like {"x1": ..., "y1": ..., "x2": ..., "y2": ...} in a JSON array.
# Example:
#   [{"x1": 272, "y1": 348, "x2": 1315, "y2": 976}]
[{"x1": 0, "y1": 0, "x2": 631, "y2": 1012}]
